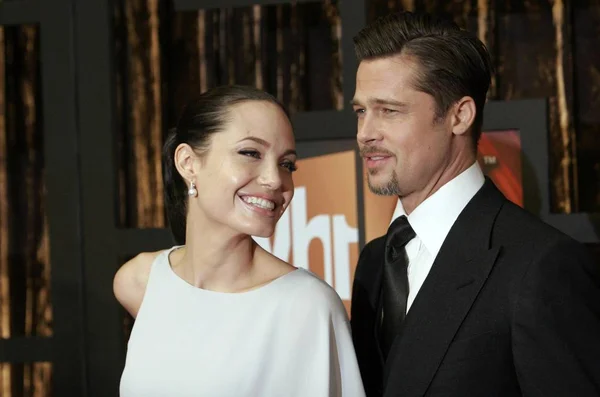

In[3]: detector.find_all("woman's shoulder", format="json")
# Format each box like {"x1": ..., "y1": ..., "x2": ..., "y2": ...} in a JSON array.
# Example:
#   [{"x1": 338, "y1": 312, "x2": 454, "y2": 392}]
[
  {"x1": 113, "y1": 248, "x2": 170, "y2": 317},
  {"x1": 260, "y1": 250, "x2": 342, "y2": 306},
  {"x1": 283, "y1": 268, "x2": 348, "y2": 315}
]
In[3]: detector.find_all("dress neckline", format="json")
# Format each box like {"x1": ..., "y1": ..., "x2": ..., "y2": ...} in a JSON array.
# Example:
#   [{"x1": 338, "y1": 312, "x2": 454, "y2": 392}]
[{"x1": 162, "y1": 246, "x2": 302, "y2": 298}]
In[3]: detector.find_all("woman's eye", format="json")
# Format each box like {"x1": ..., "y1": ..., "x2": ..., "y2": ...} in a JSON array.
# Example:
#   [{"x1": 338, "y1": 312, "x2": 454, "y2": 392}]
[
  {"x1": 281, "y1": 162, "x2": 297, "y2": 172},
  {"x1": 239, "y1": 150, "x2": 261, "y2": 159}
]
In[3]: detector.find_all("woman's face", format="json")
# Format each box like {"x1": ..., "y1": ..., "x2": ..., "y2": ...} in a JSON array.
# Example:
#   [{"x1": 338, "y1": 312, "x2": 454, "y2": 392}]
[{"x1": 187, "y1": 100, "x2": 296, "y2": 238}]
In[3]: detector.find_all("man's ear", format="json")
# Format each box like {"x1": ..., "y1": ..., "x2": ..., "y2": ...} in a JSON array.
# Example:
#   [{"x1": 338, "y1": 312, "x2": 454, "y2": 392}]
[{"x1": 450, "y1": 96, "x2": 476, "y2": 137}]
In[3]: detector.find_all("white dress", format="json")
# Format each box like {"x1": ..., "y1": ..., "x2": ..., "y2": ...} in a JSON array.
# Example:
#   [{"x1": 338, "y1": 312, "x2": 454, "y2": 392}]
[{"x1": 119, "y1": 246, "x2": 366, "y2": 397}]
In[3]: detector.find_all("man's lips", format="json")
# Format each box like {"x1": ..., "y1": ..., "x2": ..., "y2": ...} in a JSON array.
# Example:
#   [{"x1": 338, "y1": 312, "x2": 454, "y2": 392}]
[{"x1": 362, "y1": 152, "x2": 393, "y2": 168}]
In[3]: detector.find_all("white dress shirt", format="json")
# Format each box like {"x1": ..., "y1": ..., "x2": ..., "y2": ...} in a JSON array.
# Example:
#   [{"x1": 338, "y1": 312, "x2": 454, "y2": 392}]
[{"x1": 389, "y1": 162, "x2": 485, "y2": 311}]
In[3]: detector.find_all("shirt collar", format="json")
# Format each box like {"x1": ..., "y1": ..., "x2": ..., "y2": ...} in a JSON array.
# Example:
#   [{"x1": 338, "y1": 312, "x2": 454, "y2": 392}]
[{"x1": 390, "y1": 162, "x2": 485, "y2": 259}]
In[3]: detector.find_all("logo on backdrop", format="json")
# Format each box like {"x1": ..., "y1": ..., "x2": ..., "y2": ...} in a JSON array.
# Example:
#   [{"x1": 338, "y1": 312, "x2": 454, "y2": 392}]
[{"x1": 253, "y1": 151, "x2": 359, "y2": 313}]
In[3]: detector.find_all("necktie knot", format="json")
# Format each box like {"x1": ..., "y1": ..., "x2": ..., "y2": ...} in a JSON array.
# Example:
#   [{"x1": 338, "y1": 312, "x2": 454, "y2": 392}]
[{"x1": 385, "y1": 215, "x2": 415, "y2": 262}]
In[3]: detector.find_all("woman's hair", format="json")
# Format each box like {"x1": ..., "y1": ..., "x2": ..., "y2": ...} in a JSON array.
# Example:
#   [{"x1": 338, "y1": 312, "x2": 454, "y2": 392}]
[{"x1": 163, "y1": 85, "x2": 289, "y2": 244}]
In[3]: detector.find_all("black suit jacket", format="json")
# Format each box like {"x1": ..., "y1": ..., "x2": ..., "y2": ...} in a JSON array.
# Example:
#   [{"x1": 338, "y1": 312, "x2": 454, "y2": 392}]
[{"x1": 351, "y1": 179, "x2": 600, "y2": 397}]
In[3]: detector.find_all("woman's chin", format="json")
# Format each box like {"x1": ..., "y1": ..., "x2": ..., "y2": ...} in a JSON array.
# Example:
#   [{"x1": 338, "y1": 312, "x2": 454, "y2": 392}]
[
  {"x1": 248, "y1": 226, "x2": 275, "y2": 239},
  {"x1": 232, "y1": 220, "x2": 276, "y2": 239}
]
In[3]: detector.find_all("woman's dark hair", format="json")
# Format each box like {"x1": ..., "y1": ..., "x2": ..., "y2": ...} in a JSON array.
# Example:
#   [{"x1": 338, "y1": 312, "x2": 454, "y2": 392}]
[{"x1": 163, "y1": 85, "x2": 289, "y2": 244}]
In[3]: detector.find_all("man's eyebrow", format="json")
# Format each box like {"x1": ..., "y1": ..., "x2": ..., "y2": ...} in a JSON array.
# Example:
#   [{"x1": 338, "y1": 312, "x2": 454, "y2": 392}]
[{"x1": 350, "y1": 98, "x2": 409, "y2": 108}]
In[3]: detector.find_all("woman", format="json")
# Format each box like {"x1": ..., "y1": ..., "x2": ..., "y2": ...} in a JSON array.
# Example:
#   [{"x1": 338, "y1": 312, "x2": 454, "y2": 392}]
[{"x1": 114, "y1": 85, "x2": 366, "y2": 396}]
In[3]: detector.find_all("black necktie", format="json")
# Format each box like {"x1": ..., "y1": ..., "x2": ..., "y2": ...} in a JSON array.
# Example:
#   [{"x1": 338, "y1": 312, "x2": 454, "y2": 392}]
[{"x1": 380, "y1": 215, "x2": 415, "y2": 360}]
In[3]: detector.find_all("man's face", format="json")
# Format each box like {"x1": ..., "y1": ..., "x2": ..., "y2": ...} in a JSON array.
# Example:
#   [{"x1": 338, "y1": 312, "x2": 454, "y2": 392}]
[{"x1": 353, "y1": 55, "x2": 454, "y2": 198}]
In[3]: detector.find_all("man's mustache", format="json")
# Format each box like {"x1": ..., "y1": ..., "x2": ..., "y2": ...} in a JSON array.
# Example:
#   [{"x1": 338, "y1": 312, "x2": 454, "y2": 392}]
[{"x1": 359, "y1": 146, "x2": 395, "y2": 157}]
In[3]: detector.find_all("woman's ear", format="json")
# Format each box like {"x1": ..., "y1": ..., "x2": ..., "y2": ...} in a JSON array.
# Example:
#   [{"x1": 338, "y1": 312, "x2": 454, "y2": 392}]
[{"x1": 174, "y1": 143, "x2": 198, "y2": 183}]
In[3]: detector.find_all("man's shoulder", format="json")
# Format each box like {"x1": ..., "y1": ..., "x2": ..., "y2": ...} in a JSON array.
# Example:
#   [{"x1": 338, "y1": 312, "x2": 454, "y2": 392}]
[
  {"x1": 490, "y1": 201, "x2": 594, "y2": 272},
  {"x1": 495, "y1": 200, "x2": 575, "y2": 245},
  {"x1": 361, "y1": 235, "x2": 386, "y2": 256},
  {"x1": 354, "y1": 236, "x2": 386, "y2": 282}
]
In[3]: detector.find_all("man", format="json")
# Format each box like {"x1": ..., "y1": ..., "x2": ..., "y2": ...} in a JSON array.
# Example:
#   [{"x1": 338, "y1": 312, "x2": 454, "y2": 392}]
[{"x1": 350, "y1": 11, "x2": 600, "y2": 397}]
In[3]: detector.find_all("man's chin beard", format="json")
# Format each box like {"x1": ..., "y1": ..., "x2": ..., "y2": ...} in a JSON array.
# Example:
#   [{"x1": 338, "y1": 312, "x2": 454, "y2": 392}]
[{"x1": 367, "y1": 173, "x2": 401, "y2": 196}]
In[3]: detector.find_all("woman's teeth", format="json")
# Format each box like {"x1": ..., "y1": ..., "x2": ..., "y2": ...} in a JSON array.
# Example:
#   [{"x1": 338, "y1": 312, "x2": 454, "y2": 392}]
[{"x1": 242, "y1": 196, "x2": 275, "y2": 210}]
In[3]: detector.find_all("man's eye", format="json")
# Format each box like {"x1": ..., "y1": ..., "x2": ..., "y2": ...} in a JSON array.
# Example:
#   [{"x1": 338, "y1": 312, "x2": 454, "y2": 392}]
[{"x1": 354, "y1": 108, "x2": 366, "y2": 117}]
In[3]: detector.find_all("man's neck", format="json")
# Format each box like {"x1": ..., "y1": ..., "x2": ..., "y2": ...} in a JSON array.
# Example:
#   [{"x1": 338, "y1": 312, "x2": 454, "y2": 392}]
[{"x1": 401, "y1": 154, "x2": 476, "y2": 215}]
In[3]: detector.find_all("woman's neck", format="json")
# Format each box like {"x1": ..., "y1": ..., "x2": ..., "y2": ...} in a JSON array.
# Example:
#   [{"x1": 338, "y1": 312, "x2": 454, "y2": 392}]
[{"x1": 172, "y1": 221, "x2": 260, "y2": 292}]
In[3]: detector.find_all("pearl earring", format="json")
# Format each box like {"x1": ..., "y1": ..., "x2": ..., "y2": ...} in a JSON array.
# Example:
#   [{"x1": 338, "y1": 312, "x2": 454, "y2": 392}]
[{"x1": 188, "y1": 181, "x2": 198, "y2": 197}]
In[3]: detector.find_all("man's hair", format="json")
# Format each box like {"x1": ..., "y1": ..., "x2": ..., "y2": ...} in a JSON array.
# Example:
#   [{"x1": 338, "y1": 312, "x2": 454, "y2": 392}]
[{"x1": 353, "y1": 12, "x2": 493, "y2": 147}]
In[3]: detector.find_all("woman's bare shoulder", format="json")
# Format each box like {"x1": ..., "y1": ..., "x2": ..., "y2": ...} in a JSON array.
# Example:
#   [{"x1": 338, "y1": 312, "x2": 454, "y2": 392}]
[{"x1": 113, "y1": 250, "x2": 164, "y2": 318}]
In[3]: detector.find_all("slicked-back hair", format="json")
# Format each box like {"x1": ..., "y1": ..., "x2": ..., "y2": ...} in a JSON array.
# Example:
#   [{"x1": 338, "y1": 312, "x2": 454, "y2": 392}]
[{"x1": 354, "y1": 12, "x2": 493, "y2": 147}]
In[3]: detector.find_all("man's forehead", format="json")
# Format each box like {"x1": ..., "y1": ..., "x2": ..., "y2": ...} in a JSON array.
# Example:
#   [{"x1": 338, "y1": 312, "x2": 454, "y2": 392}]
[
  {"x1": 357, "y1": 58, "x2": 419, "y2": 91},
  {"x1": 354, "y1": 77, "x2": 417, "y2": 105}
]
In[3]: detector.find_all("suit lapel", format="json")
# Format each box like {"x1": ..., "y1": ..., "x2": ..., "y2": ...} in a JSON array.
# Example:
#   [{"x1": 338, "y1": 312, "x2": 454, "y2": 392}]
[
  {"x1": 351, "y1": 235, "x2": 387, "y2": 394},
  {"x1": 382, "y1": 179, "x2": 505, "y2": 397},
  {"x1": 374, "y1": 272, "x2": 385, "y2": 366},
  {"x1": 367, "y1": 238, "x2": 386, "y2": 367}
]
